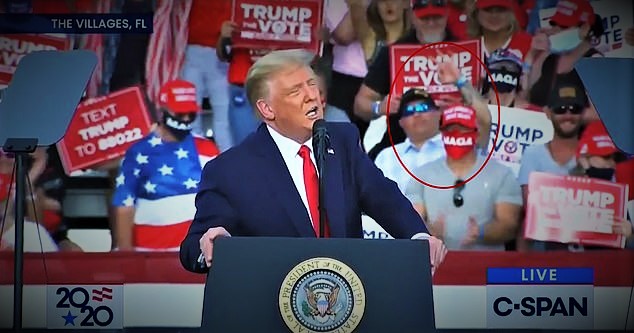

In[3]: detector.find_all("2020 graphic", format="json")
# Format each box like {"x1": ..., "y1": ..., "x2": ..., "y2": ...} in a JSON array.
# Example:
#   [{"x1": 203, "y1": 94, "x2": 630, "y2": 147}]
[{"x1": 47, "y1": 285, "x2": 123, "y2": 329}]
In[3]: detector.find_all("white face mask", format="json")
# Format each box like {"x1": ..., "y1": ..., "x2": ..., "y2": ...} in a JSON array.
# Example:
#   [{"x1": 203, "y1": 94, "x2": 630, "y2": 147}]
[{"x1": 549, "y1": 28, "x2": 582, "y2": 54}]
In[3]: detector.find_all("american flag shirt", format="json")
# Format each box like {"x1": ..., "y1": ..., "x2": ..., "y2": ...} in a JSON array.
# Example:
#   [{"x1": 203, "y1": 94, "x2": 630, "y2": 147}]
[{"x1": 112, "y1": 132, "x2": 219, "y2": 251}]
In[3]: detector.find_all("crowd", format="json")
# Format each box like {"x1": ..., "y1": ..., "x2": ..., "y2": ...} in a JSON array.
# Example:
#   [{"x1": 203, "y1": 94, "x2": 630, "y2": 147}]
[{"x1": 1, "y1": 0, "x2": 633, "y2": 253}]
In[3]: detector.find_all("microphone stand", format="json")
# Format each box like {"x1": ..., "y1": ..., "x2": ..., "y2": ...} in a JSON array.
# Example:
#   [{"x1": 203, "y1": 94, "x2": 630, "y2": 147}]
[{"x1": 314, "y1": 132, "x2": 328, "y2": 238}]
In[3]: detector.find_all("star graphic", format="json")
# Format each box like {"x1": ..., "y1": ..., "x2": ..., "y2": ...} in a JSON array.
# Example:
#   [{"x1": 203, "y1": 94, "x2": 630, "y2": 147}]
[
  {"x1": 183, "y1": 178, "x2": 199, "y2": 189},
  {"x1": 148, "y1": 136, "x2": 162, "y2": 147},
  {"x1": 144, "y1": 181, "x2": 157, "y2": 193},
  {"x1": 62, "y1": 310, "x2": 77, "y2": 326},
  {"x1": 158, "y1": 164, "x2": 174, "y2": 176},
  {"x1": 133, "y1": 168, "x2": 141, "y2": 177},
  {"x1": 175, "y1": 148, "x2": 189, "y2": 159},
  {"x1": 115, "y1": 174, "x2": 125, "y2": 187},
  {"x1": 136, "y1": 153, "x2": 149, "y2": 165},
  {"x1": 123, "y1": 195, "x2": 135, "y2": 207}
]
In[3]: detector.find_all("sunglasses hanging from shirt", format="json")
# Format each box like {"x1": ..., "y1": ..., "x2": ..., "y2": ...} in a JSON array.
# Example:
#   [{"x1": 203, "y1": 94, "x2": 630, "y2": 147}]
[{"x1": 453, "y1": 179, "x2": 465, "y2": 208}]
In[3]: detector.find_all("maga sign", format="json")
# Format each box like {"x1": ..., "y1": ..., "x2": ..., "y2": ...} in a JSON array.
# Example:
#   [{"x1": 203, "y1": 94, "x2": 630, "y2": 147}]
[
  {"x1": 487, "y1": 106, "x2": 554, "y2": 177},
  {"x1": 389, "y1": 40, "x2": 481, "y2": 100},
  {"x1": 525, "y1": 172, "x2": 629, "y2": 248},
  {"x1": 57, "y1": 86, "x2": 152, "y2": 175},
  {"x1": 0, "y1": 34, "x2": 71, "y2": 86},
  {"x1": 231, "y1": 0, "x2": 323, "y2": 54}
]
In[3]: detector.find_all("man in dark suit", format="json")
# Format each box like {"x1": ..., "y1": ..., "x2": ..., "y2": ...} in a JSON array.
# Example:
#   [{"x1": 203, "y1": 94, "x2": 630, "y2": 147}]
[{"x1": 180, "y1": 49, "x2": 447, "y2": 273}]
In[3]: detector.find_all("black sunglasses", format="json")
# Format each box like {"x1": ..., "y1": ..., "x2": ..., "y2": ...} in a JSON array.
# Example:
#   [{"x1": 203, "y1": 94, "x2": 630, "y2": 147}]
[
  {"x1": 413, "y1": 0, "x2": 446, "y2": 9},
  {"x1": 453, "y1": 179, "x2": 465, "y2": 208},
  {"x1": 552, "y1": 105, "x2": 584, "y2": 115}
]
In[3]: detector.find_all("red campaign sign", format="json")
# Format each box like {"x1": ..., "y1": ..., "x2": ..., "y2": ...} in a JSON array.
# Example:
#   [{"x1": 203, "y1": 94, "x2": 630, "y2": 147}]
[
  {"x1": 57, "y1": 86, "x2": 153, "y2": 175},
  {"x1": 231, "y1": 0, "x2": 323, "y2": 54},
  {"x1": 0, "y1": 34, "x2": 71, "y2": 86},
  {"x1": 389, "y1": 40, "x2": 481, "y2": 101},
  {"x1": 524, "y1": 172, "x2": 630, "y2": 248}
]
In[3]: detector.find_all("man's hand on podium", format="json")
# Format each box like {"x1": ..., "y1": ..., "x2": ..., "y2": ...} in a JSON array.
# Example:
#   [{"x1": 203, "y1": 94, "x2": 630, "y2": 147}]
[
  {"x1": 428, "y1": 236, "x2": 448, "y2": 275},
  {"x1": 199, "y1": 227, "x2": 231, "y2": 267},
  {"x1": 412, "y1": 233, "x2": 448, "y2": 275}
]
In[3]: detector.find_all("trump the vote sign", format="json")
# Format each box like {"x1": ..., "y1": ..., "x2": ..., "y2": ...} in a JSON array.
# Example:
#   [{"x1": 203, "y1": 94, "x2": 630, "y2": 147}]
[
  {"x1": 231, "y1": 0, "x2": 323, "y2": 54},
  {"x1": 539, "y1": 0, "x2": 634, "y2": 58},
  {"x1": 0, "y1": 34, "x2": 71, "y2": 86},
  {"x1": 57, "y1": 86, "x2": 152, "y2": 175},
  {"x1": 525, "y1": 172, "x2": 629, "y2": 248},
  {"x1": 389, "y1": 40, "x2": 481, "y2": 100},
  {"x1": 487, "y1": 106, "x2": 554, "y2": 177}
]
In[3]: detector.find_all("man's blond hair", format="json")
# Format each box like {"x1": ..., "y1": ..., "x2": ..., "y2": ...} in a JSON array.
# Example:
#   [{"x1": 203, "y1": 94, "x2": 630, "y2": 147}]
[{"x1": 245, "y1": 49, "x2": 317, "y2": 107}]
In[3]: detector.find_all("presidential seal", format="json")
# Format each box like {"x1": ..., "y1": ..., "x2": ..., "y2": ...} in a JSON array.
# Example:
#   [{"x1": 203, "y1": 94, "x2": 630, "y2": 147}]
[{"x1": 279, "y1": 257, "x2": 366, "y2": 333}]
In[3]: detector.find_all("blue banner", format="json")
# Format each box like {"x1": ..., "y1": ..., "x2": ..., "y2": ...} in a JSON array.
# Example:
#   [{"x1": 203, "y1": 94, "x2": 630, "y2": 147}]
[
  {"x1": 487, "y1": 268, "x2": 594, "y2": 285},
  {"x1": 0, "y1": 14, "x2": 153, "y2": 34}
]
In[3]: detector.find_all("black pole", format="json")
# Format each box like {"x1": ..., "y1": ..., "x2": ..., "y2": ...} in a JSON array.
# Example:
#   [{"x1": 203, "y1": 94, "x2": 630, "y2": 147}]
[
  {"x1": 13, "y1": 152, "x2": 25, "y2": 332},
  {"x1": 317, "y1": 146, "x2": 326, "y2": 238},
  {"x1": 312, "y1": 120, "x2": 328, "y2": 238},
  {"x1": 4, "y1": 138, "x2": 37, "y2": 332}
]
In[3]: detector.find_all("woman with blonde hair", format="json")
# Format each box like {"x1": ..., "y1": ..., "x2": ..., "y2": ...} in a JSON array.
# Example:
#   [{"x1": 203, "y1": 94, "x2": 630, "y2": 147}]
[
  {"x1": 466, "y1": 0, "x2": 533, "y2": 60},
  {"x1": 348, "y1": 0, "x2": 411, "y2": 65}
]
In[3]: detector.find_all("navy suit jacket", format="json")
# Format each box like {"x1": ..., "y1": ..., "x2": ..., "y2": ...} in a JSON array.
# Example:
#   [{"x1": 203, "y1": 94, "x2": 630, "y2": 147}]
[{"x1": 180, "y1": 122, "x2": 428, "y2": 272}]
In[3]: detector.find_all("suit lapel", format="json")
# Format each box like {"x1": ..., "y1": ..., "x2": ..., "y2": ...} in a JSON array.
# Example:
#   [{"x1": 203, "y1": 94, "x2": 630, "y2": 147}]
[{"x1": 253, "y1": 124, "x2": 316, "y2": 237}]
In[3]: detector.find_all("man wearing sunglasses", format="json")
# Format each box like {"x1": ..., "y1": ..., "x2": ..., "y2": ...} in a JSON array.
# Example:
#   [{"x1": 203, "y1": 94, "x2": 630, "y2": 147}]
[
  {"x1": 517, "y1": 80, "x2": 588, "y2": 250},
  {"x1": 526, "y1": 0, "x2": 604, "y2": 108},
  {"x1": 111, "y1": 80, "x2": 220, "y2": 252},
  {"x1": 405, "y1": 104, "x2": 522, "y2": 250},
  {"x1": 374, "y1": 88, "x2": 445, "y2": 193}
]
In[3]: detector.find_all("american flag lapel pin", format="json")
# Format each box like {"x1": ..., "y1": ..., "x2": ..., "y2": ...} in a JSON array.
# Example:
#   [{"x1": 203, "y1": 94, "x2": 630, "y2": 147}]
[{"x1": 327, "y1": 148, "x2": 335, "y2": 155}]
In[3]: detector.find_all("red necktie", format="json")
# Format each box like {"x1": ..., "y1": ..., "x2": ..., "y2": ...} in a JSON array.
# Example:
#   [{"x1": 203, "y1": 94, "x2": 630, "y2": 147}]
[{"x1": 298, "y1": 145, "x2": 329, "y2": 237}]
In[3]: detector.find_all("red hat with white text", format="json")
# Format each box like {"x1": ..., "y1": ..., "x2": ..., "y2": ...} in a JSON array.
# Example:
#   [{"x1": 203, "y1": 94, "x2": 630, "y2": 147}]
[
  {"x1": 549, "y1": 0, "x2": 595, "y2": 28},
  {"x1": 411, "y1": 0, "x2": 448, "y2": 18},
  {"x1": 158, "y1": 80, "x2": 200, "y2": 114},
  {"x1": 439, "y1": 104, "x2": 478, "y2": 130},
  {"x1": 577, "y1": 120, "x2": 619, "y2": 158}
]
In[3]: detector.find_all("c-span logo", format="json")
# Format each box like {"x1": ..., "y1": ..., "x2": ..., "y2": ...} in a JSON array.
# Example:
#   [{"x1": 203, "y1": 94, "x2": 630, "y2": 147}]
[{"x1": 279, "y1": 257, "x2": 365, "y2": 333}]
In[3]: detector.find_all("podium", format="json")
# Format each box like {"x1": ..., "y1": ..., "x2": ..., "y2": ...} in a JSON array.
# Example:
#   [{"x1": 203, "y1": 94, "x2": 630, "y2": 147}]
[{"x1": 201, "y1": 237, "x2": 436, "y2": 333}]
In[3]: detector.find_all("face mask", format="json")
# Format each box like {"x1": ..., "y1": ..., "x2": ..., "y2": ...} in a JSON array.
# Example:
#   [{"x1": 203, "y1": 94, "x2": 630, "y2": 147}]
[
  {"x1": 442, "y1": 130, "x2": 477, "y2": 160},
  {"x1": 585, "y1": 167, "x2": 615, "y2": 181},
  {"x1": 163, "y1": 111, "x2": 195, "y2": 140},
  {"x1": 488, "y1": 69, "x2": 520, "y2": 93},
  {"x1": 549, "y1": 28, "x2": 582, "y2": 54}
]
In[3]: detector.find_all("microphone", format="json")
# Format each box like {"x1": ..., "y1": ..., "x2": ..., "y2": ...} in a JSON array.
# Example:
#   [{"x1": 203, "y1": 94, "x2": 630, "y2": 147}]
[
  {"x1": 312, "y1": 119, "x2": 329, "y2": 238},
  {"x1": 312, "y1": 119, "x2": 329, "y2": 165}
]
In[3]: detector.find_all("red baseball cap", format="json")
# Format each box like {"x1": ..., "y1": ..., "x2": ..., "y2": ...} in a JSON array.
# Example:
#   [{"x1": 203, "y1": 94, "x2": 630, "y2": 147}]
[
  {"x1": 158, "y1": 80, "x2": 200, "y2": 114},
  {"x1": 549, "y1": 0, "x2": 595, "y2": 28},
  {"x1": 440, "y1": 105, "x2": 478, "y2": 130},
  {"x1": 577, "y1": 121, "x2": 619, "y2": 158},
  {"x1": 411, "y1": 0, "x2": 448, "y2": 18},
  {"x1": 475, "y1": 0, "x2": 514, "y2": 10}
]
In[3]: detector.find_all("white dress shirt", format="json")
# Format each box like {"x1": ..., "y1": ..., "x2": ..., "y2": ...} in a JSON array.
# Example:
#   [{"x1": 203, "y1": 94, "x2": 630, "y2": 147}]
[
  {"x1": 267, "y1": 125, "x2": 318, "y2": 226},
  {"x1": 374, "y1": 134, "x2": 445, "y2": 193},
  {"x1": 267, "y1": 125, "x2": 430, "y2": 240}
]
